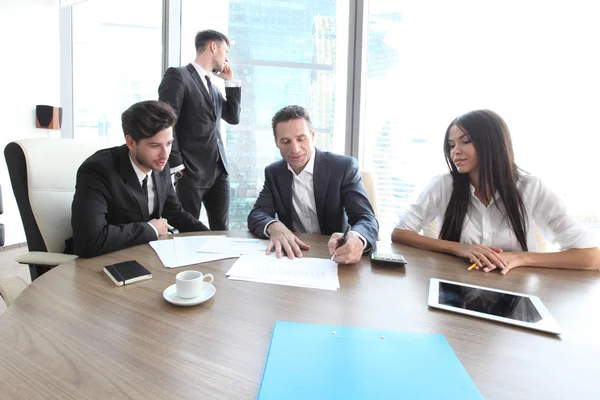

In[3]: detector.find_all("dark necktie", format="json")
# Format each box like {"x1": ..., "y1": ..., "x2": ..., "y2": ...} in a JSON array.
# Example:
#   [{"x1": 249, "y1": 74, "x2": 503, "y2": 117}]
[
  {"x1": 205, "y1": 75, "x2": 216, "y2": 105},
  {"x1": 142, "y1": 176, "x2": 149, "y2": 200},
  {"x1": 205, "y1": 75, "x2": 221, "y2": 162}
]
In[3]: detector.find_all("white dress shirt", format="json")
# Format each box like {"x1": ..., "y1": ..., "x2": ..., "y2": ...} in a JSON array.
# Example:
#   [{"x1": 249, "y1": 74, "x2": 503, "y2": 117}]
[
  {"x1": 396, "y1": 173, "x2": 597, "y2": 252},
  {"x1": 288, "y1": 152, "x2": 321, "y2": 234},
  {"x1": 129, "y1": 157, "x2": 158, "y2": 237},
  {"x1": 190, "y1": 60, "x2": 241, "y2": 96}
]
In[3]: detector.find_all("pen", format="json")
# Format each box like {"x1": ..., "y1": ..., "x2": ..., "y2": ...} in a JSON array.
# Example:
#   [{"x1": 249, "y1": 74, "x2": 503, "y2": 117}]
[
  {"x1": 468, "y1": 263, "x2": 477, "y2": 271},
  {"x1": 331, "y1": 226, "x2": 351, "y2": 261}
]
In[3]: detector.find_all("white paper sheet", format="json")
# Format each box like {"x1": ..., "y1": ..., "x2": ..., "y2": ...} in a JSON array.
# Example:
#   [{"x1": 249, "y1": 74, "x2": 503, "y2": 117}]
[
  {"x1": 149, "y1": 235, "x2": 236, "y2": 268},
  {"x1": 225, "y1": 254, "x2": 339, "y2": 291},
  {"x1": 199, "y1": 237, "x2": 268, "y2": 256}
]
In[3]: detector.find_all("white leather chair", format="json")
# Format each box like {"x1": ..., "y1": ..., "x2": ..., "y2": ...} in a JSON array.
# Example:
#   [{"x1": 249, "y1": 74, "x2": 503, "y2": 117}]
[
  {"x1": 425, "y1": 220, "x2": 547, "y2": 251},
  {"x1": 4, "y1": 138, "x2": 102, "y2": 280},
  {"x1": 360, "y1": 171, "x2": 378, "y2": 219},
  {"x1": 0, "y1": 275, "x2": 28, "y2": 307}
]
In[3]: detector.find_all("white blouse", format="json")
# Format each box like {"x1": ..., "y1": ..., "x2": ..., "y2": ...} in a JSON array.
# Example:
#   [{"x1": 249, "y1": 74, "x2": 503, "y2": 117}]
[{"x1": 396, "y1": 173, "x2": 597, "y2": 252}]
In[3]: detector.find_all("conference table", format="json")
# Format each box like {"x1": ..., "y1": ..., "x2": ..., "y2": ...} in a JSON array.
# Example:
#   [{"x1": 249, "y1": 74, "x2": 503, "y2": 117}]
[{"x1": 0, "y1": 231, "x2": 598, "y2": 399}]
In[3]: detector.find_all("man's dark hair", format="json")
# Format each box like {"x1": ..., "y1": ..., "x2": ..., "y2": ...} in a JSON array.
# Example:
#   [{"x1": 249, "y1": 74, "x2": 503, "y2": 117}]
[
  {"x1": 195, "y1": 29, "x2": 230, "y2": 53},
  {"x1": 271, "y1": 105, "x2": 313, "y2": 136},
  {"x1": 121, "y1": 100, "x2": 177, "y2": 142}
]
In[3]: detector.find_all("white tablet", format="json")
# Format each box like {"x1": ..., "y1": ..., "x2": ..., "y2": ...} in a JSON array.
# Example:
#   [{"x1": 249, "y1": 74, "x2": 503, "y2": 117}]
[{"x1": 428, "y1": 278, "x2": 562, "y2": 335}]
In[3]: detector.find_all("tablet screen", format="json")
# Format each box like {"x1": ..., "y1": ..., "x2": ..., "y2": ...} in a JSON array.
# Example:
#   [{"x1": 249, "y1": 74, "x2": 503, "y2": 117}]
[{"x1": 438, "y1": 282, "x2": 542, "y2": 323}]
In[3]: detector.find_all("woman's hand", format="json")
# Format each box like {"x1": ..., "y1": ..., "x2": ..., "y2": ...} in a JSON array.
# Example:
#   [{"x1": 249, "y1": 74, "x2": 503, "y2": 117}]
[
  {"x1": 451, "y1": 243, "x2": 506, "y2": 271},
  {"x1": 492, "y1": 252, "x2": 526, "y2": 275}
]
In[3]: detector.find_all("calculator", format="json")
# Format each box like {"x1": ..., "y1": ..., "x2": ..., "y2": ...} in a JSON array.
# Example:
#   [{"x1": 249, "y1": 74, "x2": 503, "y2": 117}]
[{"x1": 370, "y1": 252, "x2": 407, "y2": 266}]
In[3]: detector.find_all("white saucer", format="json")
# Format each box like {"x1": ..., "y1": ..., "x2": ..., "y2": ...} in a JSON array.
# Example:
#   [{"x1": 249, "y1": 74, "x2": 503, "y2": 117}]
[{"x1": 163, "y1": 284, "x2": 216, "y2": 306}]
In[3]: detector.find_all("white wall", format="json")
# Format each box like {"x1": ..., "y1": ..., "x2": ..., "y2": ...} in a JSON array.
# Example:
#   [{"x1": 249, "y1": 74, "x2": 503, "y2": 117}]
[{"x1": 0, "y1": 0, "x2": 61, "y2": 246}]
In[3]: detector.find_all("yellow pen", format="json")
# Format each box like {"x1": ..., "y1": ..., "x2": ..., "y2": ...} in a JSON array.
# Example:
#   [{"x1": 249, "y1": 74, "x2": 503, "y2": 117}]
[{"x1": 468, "y1": 263, "x2": 477, "y2": 271}]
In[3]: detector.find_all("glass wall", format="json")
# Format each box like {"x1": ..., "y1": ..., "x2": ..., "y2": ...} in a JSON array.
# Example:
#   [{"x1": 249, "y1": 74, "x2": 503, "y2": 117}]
[
  {"x1": 66, "y1": 0, "x2": 600, "y2": 242},
  {"x1": 72, "y1": 0, "x2": 163, "y2": 145},
  {"x1": 181, "y1": 0, "x2": 349, "y2": 230},
  {"x1": 362, "y1": 0, "x2": 600, "y2": 240}
]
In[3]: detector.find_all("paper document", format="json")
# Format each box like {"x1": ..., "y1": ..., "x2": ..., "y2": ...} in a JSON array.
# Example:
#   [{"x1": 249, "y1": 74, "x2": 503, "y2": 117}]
[
  {"x1": 199, "y1": 236, "x2": 268, "y2": 256},
  {"x1": 225, "y1": 254, "x2": 339, "y2": 291},
  {"x1": 149, "y1": 235, "x2": 236, "y2": 268}
]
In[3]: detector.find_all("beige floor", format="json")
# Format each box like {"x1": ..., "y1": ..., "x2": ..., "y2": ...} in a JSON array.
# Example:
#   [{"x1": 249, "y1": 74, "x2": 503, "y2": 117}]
[{"x1": 0, "y1": 245, "x2": 30, "y2": 315}]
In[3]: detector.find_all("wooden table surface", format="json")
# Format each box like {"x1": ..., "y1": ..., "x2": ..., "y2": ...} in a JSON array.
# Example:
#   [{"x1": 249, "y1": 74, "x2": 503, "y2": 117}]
[{"x1": 0, "y1": 231, "x2": 598, "y2": 400}]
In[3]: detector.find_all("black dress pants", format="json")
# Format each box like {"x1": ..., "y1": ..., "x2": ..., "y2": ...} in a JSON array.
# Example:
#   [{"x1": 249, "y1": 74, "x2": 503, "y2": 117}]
[{"x1": 176, "y1": 160, "x2": 230, "y2": 231}]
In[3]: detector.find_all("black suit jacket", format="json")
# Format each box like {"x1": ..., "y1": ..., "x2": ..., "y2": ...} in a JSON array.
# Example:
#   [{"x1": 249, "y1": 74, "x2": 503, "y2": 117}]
[
  {"x1": 158, "y1": 64, "x2": 241, "y2": 179},
  {"x1": 247, "y1": 149, "x2": 379, "y2": 249},
  {"x1": 71, "y1": 145, "x2": 208, "y2": 258}
]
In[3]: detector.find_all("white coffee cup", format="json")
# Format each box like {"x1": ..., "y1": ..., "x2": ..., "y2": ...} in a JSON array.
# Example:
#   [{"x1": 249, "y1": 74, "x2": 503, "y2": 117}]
[{"x1": 175, "y1": 270, "x2": 214, "y2": 299}]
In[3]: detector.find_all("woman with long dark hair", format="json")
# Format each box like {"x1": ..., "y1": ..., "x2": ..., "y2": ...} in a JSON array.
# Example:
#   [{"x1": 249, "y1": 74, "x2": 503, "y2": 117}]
[{"x1": 392, "y1": 110, "x2": 600, "y2": 275}]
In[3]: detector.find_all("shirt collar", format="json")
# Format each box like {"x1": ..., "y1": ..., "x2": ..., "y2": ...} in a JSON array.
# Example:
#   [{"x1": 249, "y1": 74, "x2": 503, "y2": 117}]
[
  {"x1": 191, "y1": 61, "x2": 212, "y2": 80},
  {"x1": 129, "y1": 155, "x2": 152, "y2": 184},
  {"x1": 287, "y1": 148, "x2": 316, "y2": 177},
  {"x1": 469, "y1": 183, "x2": 500, "y2": 202}
]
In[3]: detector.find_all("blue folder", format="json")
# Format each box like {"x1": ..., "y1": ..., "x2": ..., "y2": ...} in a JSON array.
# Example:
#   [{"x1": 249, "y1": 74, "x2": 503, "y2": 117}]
[{"x1": 257, "y1": 321, "x2": 483, "y2": 400}]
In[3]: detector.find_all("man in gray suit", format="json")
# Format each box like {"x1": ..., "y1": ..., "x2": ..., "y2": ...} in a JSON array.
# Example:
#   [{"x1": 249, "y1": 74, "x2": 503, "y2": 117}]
[
  {"x1": 247, "y1": 105, "x2": 379, "y2": 264},
  {"x1": 158, "y1": 29, "x2": 241, "y2": 230}
]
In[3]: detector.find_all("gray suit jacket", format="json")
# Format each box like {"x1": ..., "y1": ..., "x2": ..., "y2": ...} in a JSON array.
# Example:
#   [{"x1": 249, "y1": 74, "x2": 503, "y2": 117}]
[
  {"x1": 247, "y1": 148, "x2": 379, "y2": 249},
  {"x1": 158, "y1": 64, "x2": 241, "y2": 180}
]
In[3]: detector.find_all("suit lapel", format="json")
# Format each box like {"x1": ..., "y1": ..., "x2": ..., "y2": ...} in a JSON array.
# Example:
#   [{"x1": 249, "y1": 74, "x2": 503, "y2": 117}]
[
  {"x1": 119, "y1": 146, "x2": 150, "y2": 221},
  {"x1": 186, "y1": 64, "x2": 216, "y2": 118},
  {"x1": 312, "y1": 148, "x2": 329, "y2": 232},
  {"x1": 275, "y1": 162, "x2": 293, "y2": 228}
]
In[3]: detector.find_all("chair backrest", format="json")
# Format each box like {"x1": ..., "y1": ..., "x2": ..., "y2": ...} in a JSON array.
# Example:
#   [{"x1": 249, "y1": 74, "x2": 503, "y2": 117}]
[
  {"x1": 426, "y1": 220, "x2": 547, "y2": 251},
  {"x1": 360, "y1": 171, "x2": 378, "y2": 219},
  {"x1": 5, "y1": 139, "x2": 101, "y2": 253}
]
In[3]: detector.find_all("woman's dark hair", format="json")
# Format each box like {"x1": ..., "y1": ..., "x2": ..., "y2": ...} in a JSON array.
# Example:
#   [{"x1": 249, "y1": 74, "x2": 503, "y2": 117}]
[
  {"x1": 439, "y1": 110, "x2": 528, "y2": 251},
  {"x1": 121, "y1": 100, "x2": 177, "y2": 142}
]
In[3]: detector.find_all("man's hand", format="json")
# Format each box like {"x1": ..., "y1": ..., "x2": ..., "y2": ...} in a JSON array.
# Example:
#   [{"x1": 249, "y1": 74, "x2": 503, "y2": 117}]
[
  {"x1": 328, "y1": 231, "x2": 363, "y2": 264},
  {"x1": 266, "y1": 221, "x2": 310, "y2": 259},
  {"x1": 451, "y1": 243, "x2": 506, "y2": 271},
  {"x1": 216, "y1": 64, "x2": 234, "y2": 80},
  {"x1": 149, "y1": 218, "x2": 170, "y2": 236}
]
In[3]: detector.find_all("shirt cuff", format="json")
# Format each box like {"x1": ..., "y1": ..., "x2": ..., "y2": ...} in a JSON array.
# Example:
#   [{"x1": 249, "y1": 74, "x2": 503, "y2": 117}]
[
  {"x1": 351, "y1": 231, "x2": 368, "y2": 251},
  {"x1": 147, "y1": 222, "x2": 159, "y2": 238},
  {"x1": 225, "y1": 79, "x2": 242, "y2": 87},
  {"x1": 264, "y1": 220, "x2": 278, "y2": 238},
  {"x1": 170, "y1": 164, "x2": 185, "y2": 173}
]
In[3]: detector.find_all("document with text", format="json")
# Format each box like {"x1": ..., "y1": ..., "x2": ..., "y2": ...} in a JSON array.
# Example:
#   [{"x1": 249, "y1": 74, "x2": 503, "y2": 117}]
[
  {"x1": 225, "y1": 254, "x2": 340, "y2": 291},
  {"x1": 149, "y1": 235, "x2": 236, "y2": 268},
  {"x1": 199, "y1": 236, "x2": 269, "y2": 256}
]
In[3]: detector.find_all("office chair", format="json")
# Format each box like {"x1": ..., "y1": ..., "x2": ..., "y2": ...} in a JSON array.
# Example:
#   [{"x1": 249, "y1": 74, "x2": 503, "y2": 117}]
[
  {"x1": 0, "y1": 181, "x2": 28, "y2": 307},
  {"x1": 425, "y1": 220, "x2": 547, "y2": 252},
  {"x1": 5, "y1": 138, "x2": 101, "y2": 280},
  {"x1": 0, "y1": 275, "x2": 28, "y2": 307},
  {"x1": 360, "y1": 171, "x2": 378, "y2": 219}
]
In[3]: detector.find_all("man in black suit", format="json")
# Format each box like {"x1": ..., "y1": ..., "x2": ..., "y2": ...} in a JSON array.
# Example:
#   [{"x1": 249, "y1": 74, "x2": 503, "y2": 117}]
[
  {"x1": 71, "y1": 101, "x2": 209, "y2": 258},
  {"x1": 247, "y1": 105, "x2": 379, "y2": 264},
  {"x1": 158, "y1": 29, "x2": 241, "y2": 230}
]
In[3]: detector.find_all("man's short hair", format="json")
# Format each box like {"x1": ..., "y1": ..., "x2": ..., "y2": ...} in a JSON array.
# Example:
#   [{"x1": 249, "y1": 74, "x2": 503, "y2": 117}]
[
  {"x1": 121, "y1": 100, "x2": 177, "y2": 142},
  {"x1": 271, "y1": 105, "x2": 313, "y2": 136},
  {"x1": 195, "y1": 29, "x2": 230, "y2": 53}
]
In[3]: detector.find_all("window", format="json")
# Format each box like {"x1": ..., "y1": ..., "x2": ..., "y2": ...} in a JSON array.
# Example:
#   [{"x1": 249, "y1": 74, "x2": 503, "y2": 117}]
[
  {"x1": 362, "y1": 1, "x2": 600, "y2": 240},
  {"x1": 181, "y1": 0, "x2": 349, "y2": 230},
  {"x1": 72, "y1": 0, "x2": 163, "y2": 145}
]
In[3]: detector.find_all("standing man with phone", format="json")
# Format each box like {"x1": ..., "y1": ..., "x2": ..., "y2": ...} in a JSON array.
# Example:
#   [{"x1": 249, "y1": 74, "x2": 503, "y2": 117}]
[{"x1": 158, "y1": 29, "x2": 242, "y2": 230}]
